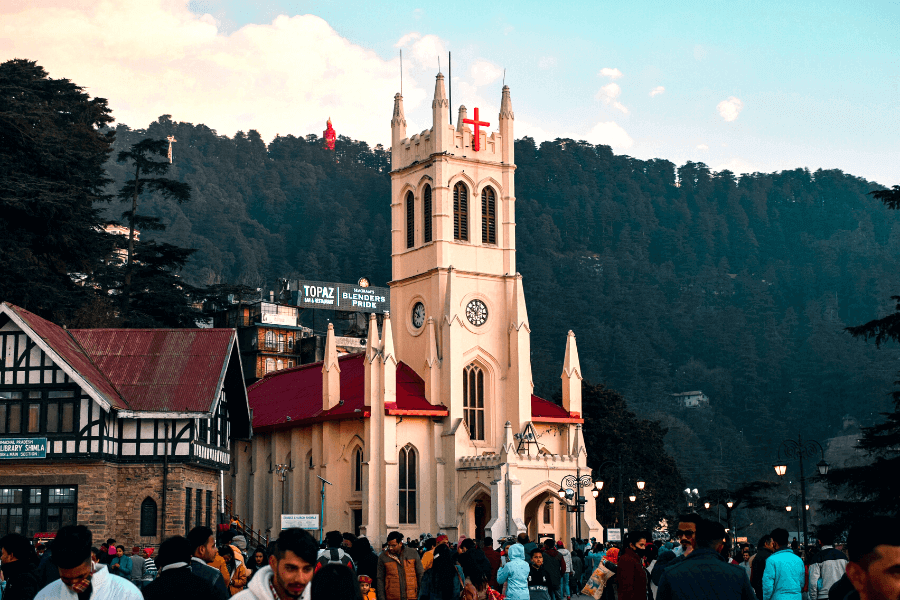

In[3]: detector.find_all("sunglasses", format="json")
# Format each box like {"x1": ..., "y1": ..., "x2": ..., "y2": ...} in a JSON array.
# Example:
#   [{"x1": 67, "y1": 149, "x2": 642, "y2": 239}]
[{"x1": 676, "y1": 530, "x2": 696, "y2": 537}]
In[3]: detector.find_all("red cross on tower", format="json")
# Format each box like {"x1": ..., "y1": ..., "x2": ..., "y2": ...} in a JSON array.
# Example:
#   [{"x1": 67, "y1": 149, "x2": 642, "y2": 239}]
[{"x1": 463, "y1": 107, "x2": 490, "y2": 152}]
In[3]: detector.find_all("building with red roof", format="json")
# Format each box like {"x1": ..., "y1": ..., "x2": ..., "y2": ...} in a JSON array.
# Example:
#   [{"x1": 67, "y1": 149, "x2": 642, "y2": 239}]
[
  {"x1": 0, "y1": 302, "x2": 249, "y2": 545},
  {"x1": 232, "y1": 76, "x2": 602, "y2": 546}
]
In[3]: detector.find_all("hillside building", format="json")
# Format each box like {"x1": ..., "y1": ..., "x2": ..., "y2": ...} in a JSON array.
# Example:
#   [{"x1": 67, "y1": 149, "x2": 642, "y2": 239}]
[
  {"x1": 231, "y1": 75, "x2": 602, "y2": 544},
  {"x1": 0, "y1": 302, "x2": 250, "y2": 544},
  {"x1": 672, "y1": 391, "x2": 709, "y2": 408}
]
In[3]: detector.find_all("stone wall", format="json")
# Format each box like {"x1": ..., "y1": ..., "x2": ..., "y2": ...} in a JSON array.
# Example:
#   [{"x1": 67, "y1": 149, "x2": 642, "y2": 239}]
[{"x1": 0, "y1": 460, "x2": 221, "y2": 547}]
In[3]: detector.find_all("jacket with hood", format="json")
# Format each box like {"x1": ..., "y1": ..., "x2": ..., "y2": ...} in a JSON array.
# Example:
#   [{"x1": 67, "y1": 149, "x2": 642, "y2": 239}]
[
  {"x1": 751, "y1": 548, "x2": 774, "y2": 600},
  {"x1": 376, "y1": 545, "x2": 422, "y2": 600},
  {"x1": 556, "y1": 548, "x2": 572, "y2": 574},
  {"x1": 496, "y1": 544, "x2": 530, "y2": 600},
  {"x1": 232, "y1": 565, "x2": 312, "y2": 600},
  {"x1": 1, "y1": 558, "x2": 39, "y2": 600},
  {"x1": 808, "y1": 548, "x2": 848, "y2": 600},
  {"x1": 540, "y1": 547, "x2": 563, "y2": 589},
  {"x1": 227, "y1": 544, "x2": 250, "y2": 596},
  {"x1": 35, "y1": 564, "x2": 143, "y2": 600}
]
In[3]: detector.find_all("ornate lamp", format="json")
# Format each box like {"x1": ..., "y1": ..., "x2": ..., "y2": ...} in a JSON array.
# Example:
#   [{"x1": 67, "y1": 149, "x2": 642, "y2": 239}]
[
  {"x1": 774, "y1": 463, "x2": 788, "y2": 478},
  {"x1": 637, "y1": 481, "x2": 646, "y2": 490},
  {"x1": 608, "y1": 497, "x2": 615, "y2": 504},
  {"x1": 817, "y1": 460, "x2": 830, "y2": 476}
]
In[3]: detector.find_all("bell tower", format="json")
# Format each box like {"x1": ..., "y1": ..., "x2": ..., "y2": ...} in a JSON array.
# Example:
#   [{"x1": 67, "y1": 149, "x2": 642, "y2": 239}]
[{"x1": 389, "y1": 74, "x2": 532, "y2": 447}]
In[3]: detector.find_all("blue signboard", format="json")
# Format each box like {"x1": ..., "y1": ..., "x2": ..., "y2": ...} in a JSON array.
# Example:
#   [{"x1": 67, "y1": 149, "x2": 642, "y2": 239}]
[{"x1": 0, "y1": 437, "x2": 48, "y2": 459}]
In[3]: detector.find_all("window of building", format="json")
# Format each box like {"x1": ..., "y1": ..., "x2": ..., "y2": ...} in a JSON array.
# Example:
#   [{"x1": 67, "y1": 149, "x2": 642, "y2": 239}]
[
  {"x1": 543, "y1": 501, "x2": 552, "y2": 524},
  {"x1": 406, "y1": 191, "x2": 415, "y2": 249},
  {"x1": 277, "y1": 334, "x2": 285, "y2": 353},
  {"x1": 463, "y1": 364, "x2": 485, "y2": 440},
  {"x1": 288, "y1": 361, "x2": 294, "y2": 368},
  {"x1": 482, "y1": 187, "x2": 496, "y2": 245},
  {"x1": 287, "y1": 336, "x2": 294, "y2": 350},
  {"x1": 195, "y1": 489, "x2": 202, "y2": 530},
  {"x1": 454, "y1": 183, "x2": 469, "y2": 241},
  {"x1": 398, "y1": 445, "x2": 417, "y2": 524},
  {"x1": 276, "y1": 360, "x2": 284, "y2": 371},
  {"x1": 423, "y1": 185, "x2": 432, "y2": 243},
  {"x1": 185, "y1": 487, "x2": 192, "y2": 535},
  {"x1": 206, "y1": 490, "x2": 213, "y2": 528},
  {"x1": 265, "y1": 359, "x2": 275, "y2": 373},
  {"x1": 354, "y1": 447, "x2": 363, "y2": 492},
  {"x1": 0, "y1": 389, "x2": 77, "y2": 435},
  {"x1": 140, "y1": 497, "x2": 157, "y2": 537},
  {"x1": 265, "y1": 331, "x2": 275, "y2": 348},
  {"x1": 0, "y1": 486, "x2": 76, "y2": 538}
]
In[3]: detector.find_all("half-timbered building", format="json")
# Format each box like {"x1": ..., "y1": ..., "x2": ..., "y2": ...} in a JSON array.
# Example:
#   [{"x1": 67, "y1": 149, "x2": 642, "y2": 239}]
[{"x1": 0, "y1": 302, "x2": 250, "y2": 545}]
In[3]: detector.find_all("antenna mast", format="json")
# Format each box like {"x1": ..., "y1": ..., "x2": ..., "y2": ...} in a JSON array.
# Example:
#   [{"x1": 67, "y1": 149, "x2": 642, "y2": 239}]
[
  {"x1": 400, "y1": 49, "x2": 403, "y2": 95},
  {"x1": 449, "y1": 51, "x2": 452, "y2": 124}
]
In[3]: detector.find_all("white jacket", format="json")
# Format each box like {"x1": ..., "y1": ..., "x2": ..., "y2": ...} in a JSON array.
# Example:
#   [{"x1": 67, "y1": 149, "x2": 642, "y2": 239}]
[
  {"x1": 808, "y1": 547, "x2": 848, "y2": 600},
  {"x1": 557, "y1": 548, "x2": 573, "y2": 573},
  {"x1": 35, "y1": 565, "x2": 143, "y2": 600},
  {"x1": 231, "y1": 565, "x2": 312, "y2": 600}
]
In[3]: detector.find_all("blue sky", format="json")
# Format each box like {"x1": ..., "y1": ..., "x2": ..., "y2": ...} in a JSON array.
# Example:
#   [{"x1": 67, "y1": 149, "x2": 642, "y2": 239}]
[{"x1": 3, "y1": 0, "x2": 898, "y2": 184}]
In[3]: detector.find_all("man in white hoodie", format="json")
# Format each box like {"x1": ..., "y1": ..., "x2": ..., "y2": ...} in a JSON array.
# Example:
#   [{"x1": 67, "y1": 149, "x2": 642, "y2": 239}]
[{"x1": 232, "y1": 528, "x2": 319, "y2": 600}]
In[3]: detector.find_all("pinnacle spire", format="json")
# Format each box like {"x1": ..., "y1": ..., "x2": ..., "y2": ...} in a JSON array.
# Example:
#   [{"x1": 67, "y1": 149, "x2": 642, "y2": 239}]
[
  {"x1": 500, "y1": 85, "x2": 514, "y2": 120},
  {"x1": 432, "y1": 73, "x2": 448, "y2": 109},
  {"x1": 381, "y1": 313, "x2": 396, "y2": 365},
  {"x1": 322, "y1": 323, "x2": 341, "y2": 410},
  {"x1": 562, "y1": 330, "x2": 582, "y2": 379},
  {"x1": 392, "y1": 93, "x2": 406, "y2": 127},
  {"x1": 366, "y1": 313, "x2": 380, "y2": 362}
]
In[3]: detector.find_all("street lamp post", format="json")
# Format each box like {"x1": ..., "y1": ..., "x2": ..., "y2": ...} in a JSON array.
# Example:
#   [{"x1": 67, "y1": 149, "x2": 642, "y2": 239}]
[
  {"x1": 786, "y1": 493, "x2": 804, "y2": 542},
  {"x1": 557, "y1": 467, "x2": 596, "y2": 545},
  {"x1": 274, "y1": 463, "x2": 290, "y2": 517},
  {"x1": 773, "y1": 434, "x2": 829, "y2": 547},
  {"x1": 595, "y1": 457, "x2": 644, "y2": 544}
]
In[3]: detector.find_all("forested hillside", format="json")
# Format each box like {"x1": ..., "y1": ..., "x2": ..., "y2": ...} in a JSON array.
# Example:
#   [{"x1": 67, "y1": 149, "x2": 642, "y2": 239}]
[{"x1": 105, "y1": 116, "x2": 900, "y2": 488}]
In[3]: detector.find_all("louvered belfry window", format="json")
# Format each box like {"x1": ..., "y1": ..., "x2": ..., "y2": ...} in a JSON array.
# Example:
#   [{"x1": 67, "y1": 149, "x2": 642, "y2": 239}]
[
  {"x1": 406, "y1": 191, "x2": 415, "y2": 249},
  {"x1": 482, "y1": 187, "x2": 496, "y2": 244},
  {"x1": 454, "y1": 182, "x2": 468, "y2": 241},
  {"x1": 423, "y1": 185, "x2": 432, "y2": 243}
]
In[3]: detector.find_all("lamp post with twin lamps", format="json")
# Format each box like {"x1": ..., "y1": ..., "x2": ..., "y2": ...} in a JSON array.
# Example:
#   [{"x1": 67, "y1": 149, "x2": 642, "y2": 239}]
[
  {"x1": 773, "y1": 434, "x2": 829, "y2": 546},
  {"x1": 556, "y1": 472, "x2": 596, "y2": 545},
  {"x1": 593, "y1": 458, "x2": 645, "y2": 543}
]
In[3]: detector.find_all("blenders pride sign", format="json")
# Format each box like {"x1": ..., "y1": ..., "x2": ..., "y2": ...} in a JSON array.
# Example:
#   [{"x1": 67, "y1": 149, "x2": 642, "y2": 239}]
[{"x1": 290, "y1": 280, "x2": 390, "y2": 314}]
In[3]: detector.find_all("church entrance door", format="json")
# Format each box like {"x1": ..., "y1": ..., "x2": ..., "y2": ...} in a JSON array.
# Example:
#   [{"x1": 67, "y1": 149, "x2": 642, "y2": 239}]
[{"x1": 524, "y1": 491, "x2": 563, "y2": 544}]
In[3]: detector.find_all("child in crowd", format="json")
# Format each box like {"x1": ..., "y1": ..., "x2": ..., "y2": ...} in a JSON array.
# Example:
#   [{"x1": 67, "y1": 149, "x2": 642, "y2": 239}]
[
  {"x1": 528, "y1": 549, "x2": 551, "y2": 600},
  {"x1": 359, "y1": 574, "x2": 376, "y2": 600}
]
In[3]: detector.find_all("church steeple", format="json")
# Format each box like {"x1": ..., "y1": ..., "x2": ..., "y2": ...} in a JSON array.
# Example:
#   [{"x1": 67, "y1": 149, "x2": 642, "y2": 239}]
[
  {"x1": 391, "y1": 93, "x2": 406, "y2": 169},
  {"x1": 432, "y1": 73, "x2": 451, "y2": 152},
  {"x1": 499, "y1": 85, "x2": 514, "y2": 164},
  {"x1": 561, "y1": 330, "x2": 582, "y2": 415}
]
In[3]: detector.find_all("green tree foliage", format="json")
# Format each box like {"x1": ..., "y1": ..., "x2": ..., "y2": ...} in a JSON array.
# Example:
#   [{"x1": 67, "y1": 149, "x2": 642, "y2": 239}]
[
  {"x1": 0, "y1": 59, "x2": 116, "y2": 321},
  {"x1": 821, "y1": 184, "x2": 900, "y2": 528},
  {"x1": 575, "y1": 381, "x2": 685, "y2": 531}
]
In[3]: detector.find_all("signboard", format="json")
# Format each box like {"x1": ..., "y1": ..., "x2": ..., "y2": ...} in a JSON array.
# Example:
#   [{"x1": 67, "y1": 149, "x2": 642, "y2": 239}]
[
  {"x1": 606, "y1": 528, "x2": 627, "y2": 542},
  {"x1": 281, "y1": 514, "x2": 319, "y2": 530},
  {"x1": 736, "y1": 537, "x2": 748, "y2": 543},
  {"x1": 0, "y1": 437, "x2": 47, "y2": 459},
  {"x1": 290, "y1": 280, "x2": 390, "y2": 314},
  {"x1": 261, "y1": 312, "x2": 298, "y2": 326}
]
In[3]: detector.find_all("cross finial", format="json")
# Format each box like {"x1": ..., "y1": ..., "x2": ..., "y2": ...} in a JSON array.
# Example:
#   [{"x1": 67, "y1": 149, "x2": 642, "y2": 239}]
[{"x1": 462, "y1": 107, "x2": 490, "y2": 151}]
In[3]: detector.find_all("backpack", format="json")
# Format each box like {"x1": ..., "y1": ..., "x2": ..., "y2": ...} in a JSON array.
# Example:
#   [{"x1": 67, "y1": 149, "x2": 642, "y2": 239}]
[{"x1": 315, "y1": 548, "x2": 356, "y2": 575}]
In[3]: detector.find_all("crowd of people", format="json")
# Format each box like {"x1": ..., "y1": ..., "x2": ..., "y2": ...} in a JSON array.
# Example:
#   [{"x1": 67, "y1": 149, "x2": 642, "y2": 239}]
[{"x1": 0, "y1": 515, "x2": 897, "y2": 600}]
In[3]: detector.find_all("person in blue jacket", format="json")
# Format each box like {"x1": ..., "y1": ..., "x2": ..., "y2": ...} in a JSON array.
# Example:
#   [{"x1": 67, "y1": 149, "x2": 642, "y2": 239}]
[
  {"x1": 109, "y1": 545, "x2": 133, "y2": 579},
  {"x1": 498, "y1": 544, "x2": 531, "y2": 600},
  {"x1": 762, "y1": 529, "x2": 804, "y2": 600}
]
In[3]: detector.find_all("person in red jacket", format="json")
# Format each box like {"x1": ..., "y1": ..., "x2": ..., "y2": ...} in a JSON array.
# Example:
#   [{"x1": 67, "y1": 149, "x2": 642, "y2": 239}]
[{"x1": 617, "y1": 531, "x2": 649, "y2": 600}]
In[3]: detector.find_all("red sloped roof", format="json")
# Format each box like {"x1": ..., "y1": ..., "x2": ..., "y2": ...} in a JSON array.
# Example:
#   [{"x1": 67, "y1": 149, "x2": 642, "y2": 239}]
[
  {"x1": 69, "y1": 328, "x2": 237, "y2": 413},
  {"x1": 531, "y1": 394, "x2": 584, "y2": 423},
  {"x1": 4, "y1": 303, "x2": 125, "y2": 409},
  {"x1": 248, "y1": 353, "x2": 448, "y2": 431}
]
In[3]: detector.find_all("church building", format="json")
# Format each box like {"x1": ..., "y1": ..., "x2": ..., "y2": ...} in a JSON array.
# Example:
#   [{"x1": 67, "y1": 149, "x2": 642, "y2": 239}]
[{"x1": 233, "y1": 75, "x2": 602, "y2": 544}]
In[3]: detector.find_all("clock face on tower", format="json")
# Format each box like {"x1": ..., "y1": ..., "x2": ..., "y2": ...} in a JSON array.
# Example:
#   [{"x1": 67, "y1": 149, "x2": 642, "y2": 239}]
[
  {"x1": 466, "y1": 299, "x2": 488, "y2": 326},
  {"x1": 411, "y1": 302, "x2": 425, "y2": 329}
]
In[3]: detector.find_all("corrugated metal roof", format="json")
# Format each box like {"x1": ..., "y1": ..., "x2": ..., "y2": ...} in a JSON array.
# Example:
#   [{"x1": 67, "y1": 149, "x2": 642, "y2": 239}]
[
  {"x1": 249, "y1": 353, "x2": 449, "y2": 431},
  {"x1": 531, "y1": 394, "x2": 584, "y2": 423},
  {"x1": 70, "y1": 328, "x2": 236, "y2": 413},
  {"x1": 4, "y1": 303, "x2": 125, "y2": 409}
]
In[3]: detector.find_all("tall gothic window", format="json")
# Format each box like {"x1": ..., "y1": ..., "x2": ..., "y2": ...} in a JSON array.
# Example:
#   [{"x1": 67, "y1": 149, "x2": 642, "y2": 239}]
[
  {"x1": 463, "y1": 364, "x2": 485, "y2": 440},
  {"x1": 406, "y1": 191, "x2": 415, "y2": 249},
  {"x1": 423, "y1": 185, "x2": 433, "y2": 243},
  {"x1": 398, "y1": 445, "x2": 417, "y2": 524},
  {"x1": 482, "y1": 187, "x2": 496, "y2": 245},
  {"x1": 454, "y1": 183, "x2": 468, "y2": 241},
  {"x1": 354, "y1": 447, "x2": 363, "y2": 492}
]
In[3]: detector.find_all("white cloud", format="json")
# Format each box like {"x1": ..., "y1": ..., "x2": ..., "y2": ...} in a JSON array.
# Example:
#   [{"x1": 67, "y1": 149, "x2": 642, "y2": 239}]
[
  {"x1": 595, "y1": 83, "x2": 628, "y2": 114},
  {"x1": 697, "y1": 144, "x2": 709, "y2": 150},
  {"x1": 717, "y1": 96, "x2": 744, "y2": 122},
  {"x1": 650, "y1": 86, "x2": 665, "y2": 97},
  {"x1": 470, "y1": 60, "x2": 503, "y2": 87},
  {"x1": 0, "y1": 1, "x2": 434, "y2": 146},
  {"x1": 585, "y1": 121, "x2": 634, "y2": 150},
  {"x1": 396, "y1": 32, "x2": 447, "y2": 71},
  {"x1": 599, "y1": 67, "x2": 623, "y2": 80}
]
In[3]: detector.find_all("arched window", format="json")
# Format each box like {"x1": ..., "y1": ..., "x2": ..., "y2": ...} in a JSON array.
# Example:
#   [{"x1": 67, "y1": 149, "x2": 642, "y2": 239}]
[
  {"x1": 278, "y1": 334, "x2": 285, "y2": 352},
  {"x1": 287, "y1": 336, "x2": 294, "y2": 350},
  {"x1": 423, "y1": 185, "x2": 433, "y2": 243},
  {"x1": 406, "y1": 191, "x2": 415, "y2": 249},
  {"x1": 543, "y1": 500, "x2": 552, "y2": 524},
  {"x1": 463, "y1": 364, "x2": 485, "y2": 440},
  {"x1": 354, "y1": 447, "x2": 363, "y2": 492},
  {"x1": 481, "y1": 187, "x2": 496, "y2": 245},
  {"x1": 399, "y1": 445, "x2": 417, "y2": 524},
  {"x1": 140, "y1": 497, "x2": 157, "y2": 537},
  {"x1": 276, "y1": 359, "x2": 284, "y2": 370},
  {"x1": 265, "y1": 358, "x2": 275, "y2": 373},
  {"x1": 453, "y1": 182, "x2": 468, "y2": 241}
]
